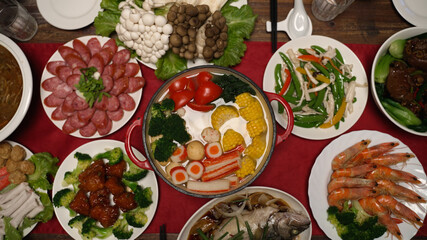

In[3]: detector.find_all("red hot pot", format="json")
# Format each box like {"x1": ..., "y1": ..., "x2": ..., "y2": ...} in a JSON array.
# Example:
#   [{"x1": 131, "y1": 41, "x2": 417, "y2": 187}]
[{"x1": 125, "y1": 65, "x2": 294, "y2": 198}]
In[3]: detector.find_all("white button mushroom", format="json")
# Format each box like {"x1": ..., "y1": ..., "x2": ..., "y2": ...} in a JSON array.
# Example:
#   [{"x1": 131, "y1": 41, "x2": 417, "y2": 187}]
[
  {"x1": 142, "y1": 13, "x2": 155, "y2": 26},
  {"x1": 162, "y1": 24, "x2": 173, "y2": 35},
  {"x1": 155, "y1": 41, "x2": 164, "y2": 50},
  {"x1": 129, "y1": 13, "x2": 141, "y2": 23},
  {"x1": 154, "y1": 15, "x2": 167, "y2": 27}
]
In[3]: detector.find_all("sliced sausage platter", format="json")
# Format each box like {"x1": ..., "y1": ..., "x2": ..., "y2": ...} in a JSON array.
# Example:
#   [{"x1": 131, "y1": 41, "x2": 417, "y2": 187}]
[{"x1": 40, "y1": 36, "x2": 144, "y2": 138}]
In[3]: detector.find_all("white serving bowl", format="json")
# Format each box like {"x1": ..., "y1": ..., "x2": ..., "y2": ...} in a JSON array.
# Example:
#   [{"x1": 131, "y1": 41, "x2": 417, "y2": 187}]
[
  {"x1": 371, "y1": 27, "x2": 427, "y2": 136},
  {"x1": 0, "y1": 34, "x2": 33, "y2": 141}
]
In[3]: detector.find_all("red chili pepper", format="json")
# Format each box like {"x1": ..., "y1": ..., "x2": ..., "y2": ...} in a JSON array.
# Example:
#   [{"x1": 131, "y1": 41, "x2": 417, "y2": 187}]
[{"x1": 279, "y1": 69, "x2": 291, "y2": 96}]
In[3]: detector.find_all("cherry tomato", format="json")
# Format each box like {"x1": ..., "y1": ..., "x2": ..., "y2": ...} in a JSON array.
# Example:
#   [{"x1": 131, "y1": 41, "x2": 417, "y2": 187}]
[
  {"x1": 170, "y1": 89, "x2": 195, "y2": 110},
  {"x1": 194, "y1": 81, "x2": 223, "y2": 105},
  {"x1": 169, "y1": 76, "x2": 190, "y2": 93},
  {"x1": 187, "y1": 101, "x2": 216, "y2": 112}
]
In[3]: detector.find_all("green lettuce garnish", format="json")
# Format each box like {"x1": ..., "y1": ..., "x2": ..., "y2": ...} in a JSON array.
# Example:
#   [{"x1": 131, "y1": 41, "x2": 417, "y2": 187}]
[
  {"x1": 155, "y1": 50, "x2": 187, "y2": 81},
  {"x1": 94, "y1": 0, "x2": 122, "y2": 36},
  {"x1": 27, "y1": 152, "x2": 59, "y2": 190}
]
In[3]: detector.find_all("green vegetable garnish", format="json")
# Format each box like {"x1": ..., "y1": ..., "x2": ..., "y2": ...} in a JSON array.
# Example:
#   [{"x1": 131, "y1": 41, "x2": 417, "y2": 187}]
[
  {"x1": 388, "y1": 39, "x2": 406, "y2": 59},
  {"x1": 155, "y1": 50, "x2": 187, "y2": 81},
  {"x1": 75, "y1": 67, "x2": 110, "y2": 108},
  {"x1": 374, "y1": 53, "x2": 396, "y2": 83}
]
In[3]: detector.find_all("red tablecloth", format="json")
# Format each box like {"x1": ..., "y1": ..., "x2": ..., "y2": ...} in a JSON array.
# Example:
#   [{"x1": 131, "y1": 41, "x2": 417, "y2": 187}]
[{"x1": 10, "y1": 41, "x2": 427, "y2": 237}]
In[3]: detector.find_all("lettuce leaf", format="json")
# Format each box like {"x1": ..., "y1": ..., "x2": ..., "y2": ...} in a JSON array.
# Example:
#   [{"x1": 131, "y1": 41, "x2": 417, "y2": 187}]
[
  {"x1": 94, "y1": 0, "x2": 122, "y2": 36},
  {"x1": 212, "y1": 3, "x2": 257, "y2": 67},
  {"x1": 155, "y1": 50, "x2": 187, "y2": 80},
  {"x1": 27, "y1": 152, "x2": 59, "y2": 190}
]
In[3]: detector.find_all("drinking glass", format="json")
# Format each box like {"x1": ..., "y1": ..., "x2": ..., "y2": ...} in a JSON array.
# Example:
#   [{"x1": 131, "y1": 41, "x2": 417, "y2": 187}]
[
  {"x1": 0, "y1": 0, "x2": 38, "y2": 41},
  {"x1": 311, "y1": 0, "x2": 355, "y2": 22}
]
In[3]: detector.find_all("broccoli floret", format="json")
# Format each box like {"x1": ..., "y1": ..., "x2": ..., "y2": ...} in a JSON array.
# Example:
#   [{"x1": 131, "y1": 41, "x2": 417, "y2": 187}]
[
  {"x1": 162, "y1": 114, "x2": 191, "y2": 144},
  {"x1": 159, "y1": 98, "x2": 175, "y2": 112},
  {"x1": 112, "y1": 218, "x2": 133, "y2": 239},
  {"x1": 69, "y1": 215, "x2": 113, "y2": 240},
  {"x1": 63, "y1": 152, "x2": 93, "y2": 189},
  {"x1": 327, "y1": 202, "x2": 387, "y2": 240},
  {"x1": 93, "y1": 147, "x2": 124, "y2": 165},
  {"x1": 151, "y1": 102, "x2": 165, "y2": 119},
  {"x1": 148, "y1": 117, "x2": 165, "y2": 137},
  {"x1": 125, "y1": 207, "x2": 148, "y2": 228},
  {"x1": 123, "y1": 155, "x2": 149, "y2": 181},
  {"x1": 122, "y1": 180, "x2": 153, "y2": 208},
  {"x1": 53, "y1": 188, "x2": 75, "y2": 207},
  {"x1": 152, "y1": 137, "x2": 177, "y2": 162},
  {"x1": 69, "y1": 215, "x2": 87, "y2": 233}
]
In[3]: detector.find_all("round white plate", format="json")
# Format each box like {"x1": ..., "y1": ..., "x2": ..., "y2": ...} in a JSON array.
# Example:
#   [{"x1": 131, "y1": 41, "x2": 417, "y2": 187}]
[
  {"x1": 52, "y1": 139, "x2": 158, "y2": 240},
  {"x1": 178, "y1": 186, "x2": 312, "y2": 239},
  {"x1": 0, "y1": 33, "x2": 33, "y2": 142},
  {"x1": 392, "y1": 0, "x2": 427, "y2": 27},
  {"x1": 308, "y1": 130, "x2": 427, "y2": 240},
  {"x1": 1, "y1": 140, "x2": 38, "y2": 236},
  {"x1": 40, "y1": 35, "x2": 142, "y2": 139},
  {"x1": 263, "y1": 35, "x2": 369, "y2": 140},
  {"x1": 36, "y1": 0, "x2": 102, "y2": 30},
  {"x1": 138, "y1": 0, "x2": 248, "y2": 69}
]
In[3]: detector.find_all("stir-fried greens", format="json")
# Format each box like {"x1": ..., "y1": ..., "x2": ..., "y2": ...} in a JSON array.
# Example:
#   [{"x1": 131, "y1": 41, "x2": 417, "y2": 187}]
[{"x1": 274, "y1": 45, "x2": 364, "y2": 129}]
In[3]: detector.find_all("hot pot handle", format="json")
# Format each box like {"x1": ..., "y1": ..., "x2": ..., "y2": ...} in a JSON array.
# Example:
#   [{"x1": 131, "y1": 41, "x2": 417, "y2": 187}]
[
  {"x1": 265, "y1": 92, "x2": 294, "y2": 146},
  {"x1": 125, "y1": 118, "x2": 153, "y2": 170}
]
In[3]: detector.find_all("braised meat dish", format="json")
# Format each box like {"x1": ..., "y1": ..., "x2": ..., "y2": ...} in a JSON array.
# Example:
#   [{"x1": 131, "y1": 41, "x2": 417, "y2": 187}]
[
  {"x1": 386, "y1": 38, "x2": 427, "y2": 118},
  {"x1": 69, "y1": 159, "x2": 137, "y2": 227}
]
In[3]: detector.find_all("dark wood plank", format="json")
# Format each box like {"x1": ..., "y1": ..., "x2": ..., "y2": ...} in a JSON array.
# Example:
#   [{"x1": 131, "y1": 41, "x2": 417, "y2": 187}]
[{"x1": 21, "y1": 0, "x2": 412, "y2": 44}]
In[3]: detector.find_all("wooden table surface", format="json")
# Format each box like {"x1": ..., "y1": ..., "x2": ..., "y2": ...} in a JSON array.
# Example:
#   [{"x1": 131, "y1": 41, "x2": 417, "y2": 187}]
[
  {"x1": 21, "y1": 0, "x2": 412, "y2": 45},
  {"x1": 17, "y1": 0, "x2": 422, "y2": 239}
]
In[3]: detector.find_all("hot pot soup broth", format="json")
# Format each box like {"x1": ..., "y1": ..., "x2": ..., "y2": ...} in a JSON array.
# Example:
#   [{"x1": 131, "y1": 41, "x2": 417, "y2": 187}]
[
  {"x1": 0, "y1": 45, "x2": 23, "y2": 130},
  {"x1": 147, "y1": 70, "x2": 274, "y2": 192}
]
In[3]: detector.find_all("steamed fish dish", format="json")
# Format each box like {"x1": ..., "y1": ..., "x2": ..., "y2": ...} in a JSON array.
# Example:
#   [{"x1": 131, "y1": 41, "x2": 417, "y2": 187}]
[{"x1": 188, "y1": 192, "x2": 311, "y2": 239}]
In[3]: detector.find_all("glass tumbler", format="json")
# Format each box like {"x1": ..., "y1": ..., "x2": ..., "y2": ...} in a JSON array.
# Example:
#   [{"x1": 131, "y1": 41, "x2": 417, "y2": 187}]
[
  {"x1": 0, "y1": 0, "x2": 38, "y2": 41},
  {"x1": 311, "y1": 0, "x2": 355, "y2": 22}
]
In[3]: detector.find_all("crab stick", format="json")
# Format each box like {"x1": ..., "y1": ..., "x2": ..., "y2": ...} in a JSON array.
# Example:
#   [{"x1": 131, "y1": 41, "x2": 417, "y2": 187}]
[
  {"x1": 201, "y1": 150, "x2": 241, "y2": 182},
  {"x1": 187, "y1": 179, "x2": 230, "y2": 193}
]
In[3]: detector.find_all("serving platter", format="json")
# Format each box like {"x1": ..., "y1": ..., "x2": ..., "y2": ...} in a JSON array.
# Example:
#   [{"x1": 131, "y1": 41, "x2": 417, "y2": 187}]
[
  {"x1": 392, "y1": 0, "x2": 427, "y2": 27},
  {"x1": 178, "y1": 186, "x2": 312, "y2": 239},
  {"x1": 40, "y1": 35, "x2": 143, "y2": 139},
  {"x1": 308, "y1": 130, "x2": 427, "y2": 240},
  {"x1": 0, "y1": 33, "x2": 33, "y2": 142},
  {"x1": 52, "y1": 139, "x2": 159, "y2": 240},
  {"x1": 263, "y1": 35, "x2": 369, "y2": 140},
  {"x1": 36, "y1": 0, "x2": 102, "y2": 30}
]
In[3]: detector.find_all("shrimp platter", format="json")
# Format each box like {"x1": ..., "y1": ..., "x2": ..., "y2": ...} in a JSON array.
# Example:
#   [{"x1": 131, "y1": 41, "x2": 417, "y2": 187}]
[
  {"x1": 327, "y1": 136, "x2": 426, "y2": 239},
  {"x1": 308, "y1": 130, "x2": 427, "y2": 240}
]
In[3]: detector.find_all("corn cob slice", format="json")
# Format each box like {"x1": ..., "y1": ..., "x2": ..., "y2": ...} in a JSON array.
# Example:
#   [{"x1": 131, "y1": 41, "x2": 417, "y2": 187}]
[
  {"x1": 239, "y1": 99, "x2": 264, "y2": 121},
  {"x1": 211, "y1": 105, "x2": 239, "y2": 130},
  {"x1": 245, "y1": 134, "x2": 266, "y2": 159},
  {"x1": 235, "y1": 92, "x2": 256, "y2": 108},
  {"x1": 222, "y1": 129, "x2": 245, "y2": 152},
  {"x1": 246, "y1": 118, "x2": 267, "y2": 138},
  {"x1": 236, "y1": 155, "x2": 256, "y2": 178}
]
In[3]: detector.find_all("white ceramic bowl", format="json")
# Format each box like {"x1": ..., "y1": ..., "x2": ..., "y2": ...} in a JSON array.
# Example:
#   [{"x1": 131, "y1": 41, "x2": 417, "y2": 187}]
[
  {"x1": 0, "y1": 34, "x2": 33, "y2": 141},
  {"x1": 371, "y1": 27, "x2": 427, "y2": 136}
]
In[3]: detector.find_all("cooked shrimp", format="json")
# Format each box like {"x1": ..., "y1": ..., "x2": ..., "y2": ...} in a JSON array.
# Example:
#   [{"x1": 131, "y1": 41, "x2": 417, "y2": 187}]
[
  {"x1": 346, "y1": 142, "x2": 399, "y2": 167},
  {"x1": 359, "y1": 197, "x2": 402, "y2": 240},
  {"x1": 376, "y1": 195, "x2": 423, "y2": 227},
  {"x1": 368, "y1": 153, "x2": 415, "y2": 166},
  {"x1": 366, "y1": 165, "x2": 422, "y2": 184},
  {"x1": 374, "y1": 179, "x2": 425, "y2": 203},
  {"x1": 328, "y1": 187, "x2": 376, "y2": 210},
  {"x1": 327, "y1": 177, "x2": 376, "y2": 194},
  {"x1": 331, "y1": 139, "x2": 371, "y2": 170},
  {"x1": 330, "y1": 163, "x2": 377, "y2": 179}
]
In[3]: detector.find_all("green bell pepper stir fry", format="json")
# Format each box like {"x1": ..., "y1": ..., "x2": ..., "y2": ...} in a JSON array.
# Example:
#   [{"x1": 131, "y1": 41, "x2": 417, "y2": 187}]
[{"x1": 274, "y1": 45, "x2": 361, "y2": 129}]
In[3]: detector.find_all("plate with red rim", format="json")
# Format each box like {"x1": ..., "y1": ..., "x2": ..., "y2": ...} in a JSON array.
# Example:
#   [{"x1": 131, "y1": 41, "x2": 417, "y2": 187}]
[
  {"x1": 52, "y1": 139, "x2": 159, "y2": 240},
  {"x1": 40, "y1": 35, "x2": 143, "y2": 139},
  {"x1": 308, "y1": 130, "x2": 427, "y2": 240}
]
